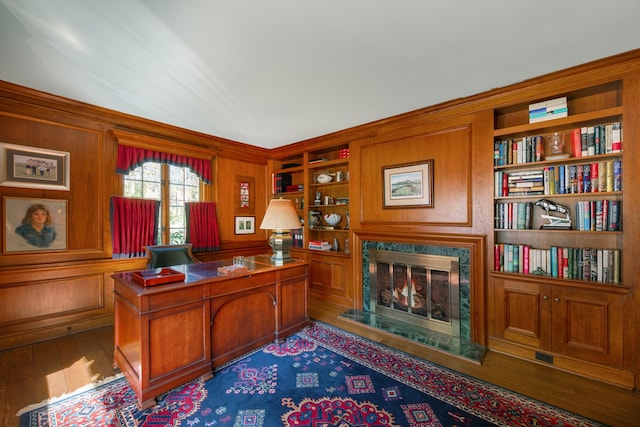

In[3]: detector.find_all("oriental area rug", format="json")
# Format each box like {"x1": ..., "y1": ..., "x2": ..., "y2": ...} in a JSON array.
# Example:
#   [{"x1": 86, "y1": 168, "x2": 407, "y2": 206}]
[{"x1": 19, "y1": 322, "x2": 603, "y2": 427}]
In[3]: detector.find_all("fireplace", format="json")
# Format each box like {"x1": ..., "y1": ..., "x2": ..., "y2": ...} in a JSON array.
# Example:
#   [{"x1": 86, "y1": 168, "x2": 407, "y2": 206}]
[
  {"x1": 339, "y1": 233, "x2": 486, "y2": 362},
  {"x1": 369, "y1": 250, "x2": 460, "y2": 338}
]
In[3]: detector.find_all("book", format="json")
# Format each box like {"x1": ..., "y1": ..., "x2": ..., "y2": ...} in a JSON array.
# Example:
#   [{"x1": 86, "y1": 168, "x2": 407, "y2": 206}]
[
  {"x1": 613, "y1": 160, "x2": 622, "y2": 191},
  {"x1": 571, "y1": 128, "x2": 582, "y2": 157},
  {"x1": 611, "y1": 122, "x2": 622, "y2": 152},
  {"x1": 586, "y1": 127, "x2": 596, "y2": 156},
  {"x1": 580, "y1": 127, "x2": 588, "y2": 156}
]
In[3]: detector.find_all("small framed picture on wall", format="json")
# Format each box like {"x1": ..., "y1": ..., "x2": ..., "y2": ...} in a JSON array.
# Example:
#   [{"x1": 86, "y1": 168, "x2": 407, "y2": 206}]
[{"x1": 234, "y1": 216, "x2": 256, "y2": 235}]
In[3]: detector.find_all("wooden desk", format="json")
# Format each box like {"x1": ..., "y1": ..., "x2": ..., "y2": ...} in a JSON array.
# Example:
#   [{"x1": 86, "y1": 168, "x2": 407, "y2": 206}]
[{"x1": 112, "y1": 255, "x2": 309, "y2": 409}]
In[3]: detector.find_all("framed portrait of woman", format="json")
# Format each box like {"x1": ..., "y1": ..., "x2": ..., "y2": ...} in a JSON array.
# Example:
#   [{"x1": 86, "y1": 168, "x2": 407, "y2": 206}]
[{"x1": 3, "y1": 197, "x2": 68, "y2": 253}]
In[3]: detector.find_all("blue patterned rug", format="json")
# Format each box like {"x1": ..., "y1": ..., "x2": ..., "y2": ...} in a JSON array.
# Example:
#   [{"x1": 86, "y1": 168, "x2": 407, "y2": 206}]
[{"x1": 19, "y1": 322, "x2": 604, "y2": 426}]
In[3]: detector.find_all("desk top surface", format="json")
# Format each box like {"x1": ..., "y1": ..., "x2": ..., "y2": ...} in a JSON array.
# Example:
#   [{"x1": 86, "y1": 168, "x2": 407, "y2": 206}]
[{"x1": 112, "y1": 254, "x2": 307, "y2": 293}]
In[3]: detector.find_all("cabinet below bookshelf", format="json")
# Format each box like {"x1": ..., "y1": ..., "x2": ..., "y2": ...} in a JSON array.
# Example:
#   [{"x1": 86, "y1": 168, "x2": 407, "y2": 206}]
[{"x1": 489, "y1": 272, "x2": 633, "y2": 388}]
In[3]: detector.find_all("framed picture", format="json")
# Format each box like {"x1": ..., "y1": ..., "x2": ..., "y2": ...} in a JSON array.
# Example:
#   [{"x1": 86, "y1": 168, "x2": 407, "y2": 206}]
[
  {"x1": 0, "y1": 143, "x2": 70, "y2": 191},
  {"x1": 234, "y1": 175, "x2": 255, "y2": 214},
  {"x1": 3, "y1": 197, "x2": 68, "y2": 253},
  {"x1": 234, "y1": 216, "x2": 256, "y2": 235},
  {"x1": 382, "y1": 160, "x2": 433, "y2": 208}
]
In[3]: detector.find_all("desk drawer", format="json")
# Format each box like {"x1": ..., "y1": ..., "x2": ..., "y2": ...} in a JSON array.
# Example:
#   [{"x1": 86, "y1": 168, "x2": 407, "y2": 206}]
[
  {"x1": 210, "y1": 271, "x2": 276, "y2": 296},
  {"x1": 278, "y1": 265, "x2": 307, "y2": 281}
]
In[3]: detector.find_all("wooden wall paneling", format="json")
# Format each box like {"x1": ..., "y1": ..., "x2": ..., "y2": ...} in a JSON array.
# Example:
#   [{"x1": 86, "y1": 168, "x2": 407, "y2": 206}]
[
  {"x1": 0, "y1": 113, "x2": 106, "y2": 266},
  {"x1": 0, "y1": 275, "x2": 104, "y2": 324},
  {"x1": 215, "y1": 155, "x2": 268, "y2": 246},
  {"x1": 359, "y1": 119, "x2": 473, "y2": 226},
  {"x1": 0, "y1": 258, "x2": 145, "y2": 350}
]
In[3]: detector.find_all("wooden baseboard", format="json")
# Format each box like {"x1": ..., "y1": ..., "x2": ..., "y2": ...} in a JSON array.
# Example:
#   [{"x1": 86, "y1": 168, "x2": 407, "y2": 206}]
[
  {"x1": 0, "y1": 315, "x2": 113, "y2": 351},
  {"x1": 489, "y1": 337, "x2": 635, "y2": 389}
]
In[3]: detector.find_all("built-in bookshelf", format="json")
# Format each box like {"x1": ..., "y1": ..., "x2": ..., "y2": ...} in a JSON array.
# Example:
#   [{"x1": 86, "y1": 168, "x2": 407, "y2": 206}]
[
  {"x1": 492, "y1": 82, "x2": 624, "y2": 286},
  {"x1": 269, "y1": 145, "x2": 351, "y2": 253},
  {"x1": 271, "y1": 155, "x2": 305, "y2": 248},
  {"x1": 307, "y1": 145, "x2": 350, "y2": 254},
  {"x1": 269, "y1": 144, "x2": 352, "y2": 307},
  {"x1": 488, "y1": 81, "x2": 633, "y2": 388}
]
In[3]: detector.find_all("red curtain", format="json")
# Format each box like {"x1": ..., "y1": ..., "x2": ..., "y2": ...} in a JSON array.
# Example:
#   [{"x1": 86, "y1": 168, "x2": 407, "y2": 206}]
[
  {"x1": 186, "y1": 202, "x2": 220, "y2": 252},
  {"x1": 111, "y1": 196, "x2": 160, "y2": 258},
  {"x1": 116, "y1": 145, "x2": 212, "y2": 184}
]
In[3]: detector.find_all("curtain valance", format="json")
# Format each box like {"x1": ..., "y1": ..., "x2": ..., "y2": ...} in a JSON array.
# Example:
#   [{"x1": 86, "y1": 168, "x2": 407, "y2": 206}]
[{"x1": 116, "y1": 145, "x2": 212, "y2": 184}]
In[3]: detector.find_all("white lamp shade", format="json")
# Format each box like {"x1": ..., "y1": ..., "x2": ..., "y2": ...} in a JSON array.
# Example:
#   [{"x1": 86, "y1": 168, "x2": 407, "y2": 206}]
[{"x1": 259, "y1": 198, "x2": 302, "y2": 230}]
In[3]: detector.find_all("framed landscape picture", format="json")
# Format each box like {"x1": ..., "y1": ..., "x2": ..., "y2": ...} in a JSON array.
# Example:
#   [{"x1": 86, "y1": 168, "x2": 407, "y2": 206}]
[
  {"x1": 3, "y1": 197, "x2": 68, "y2": 253},
  {"x1": 0, "y1": 143, "x2": 70, "y2": 190},
  {"x1": 382, "y1": 160, "x2": 433, "y2": 208}
]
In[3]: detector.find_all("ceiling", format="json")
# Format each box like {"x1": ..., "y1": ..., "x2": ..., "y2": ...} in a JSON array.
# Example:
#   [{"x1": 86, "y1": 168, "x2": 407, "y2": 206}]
[{"x1": 1, "y1": 1, "x2": 639, "y2": 149}]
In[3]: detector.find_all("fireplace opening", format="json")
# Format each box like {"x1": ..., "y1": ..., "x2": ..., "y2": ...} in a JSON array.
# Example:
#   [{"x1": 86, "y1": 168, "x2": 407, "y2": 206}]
[{"x1": 369, "y1": 250, "x2": 460, "y2": 338}]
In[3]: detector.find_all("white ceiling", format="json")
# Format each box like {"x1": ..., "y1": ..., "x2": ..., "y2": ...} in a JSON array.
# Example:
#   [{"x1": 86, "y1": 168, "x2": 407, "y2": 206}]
[{"x1": 1, "y1": 1, "x2": 639, "y2": 149}]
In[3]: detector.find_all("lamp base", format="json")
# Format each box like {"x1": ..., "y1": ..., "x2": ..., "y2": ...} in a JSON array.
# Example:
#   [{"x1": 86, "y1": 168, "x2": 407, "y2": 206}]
[{"x1": 269, "y1": 230, "x2": 293, "y2": 264}]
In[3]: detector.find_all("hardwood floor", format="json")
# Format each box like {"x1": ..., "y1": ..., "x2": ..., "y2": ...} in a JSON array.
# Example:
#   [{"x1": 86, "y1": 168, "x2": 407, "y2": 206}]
[
  {"x1": 1, "y1": 303, "x2": 639, "y2": 427},
  {"x1": 0, "y1": 327, "x2": 119, "y2": 427}
]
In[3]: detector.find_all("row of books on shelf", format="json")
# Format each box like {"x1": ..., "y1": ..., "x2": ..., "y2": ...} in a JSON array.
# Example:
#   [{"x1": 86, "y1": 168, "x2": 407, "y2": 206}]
[
  {"x1": 495, "y1": 201, "x2": 533, "y2": 229},
  {"x1": 308, "y1": 240, "x2": 331, "y2": 251},
  {"x1": 528, "y1": 96, "x2": 568, "y2": 123},
  {"x1": 291, "y1": 229, "x2": 304, "y2": 248},
  {"x1": 574, "y1": 199, "x2": 621, "y2": 231},
  {"x1": 272, "y1": 173, "x2": 293, "y2": 193},
  {"x1": 495, "y1": 199, "x2": 621, "y2": 231},
  {"x1": 494, "y1": 244, "x2": 621, "y2": 284},
  {"x1": 494, "y1": 121, "x2": 622, "y2": 166},
  {"x1": 495, "y1": 159, "x2": 622, "y2": 197}
]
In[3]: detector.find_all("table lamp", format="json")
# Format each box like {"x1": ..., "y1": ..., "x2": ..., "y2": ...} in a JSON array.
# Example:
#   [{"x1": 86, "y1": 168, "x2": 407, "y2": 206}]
[{"x1": 259, "y1": 198, "x2": 302, "y2": 263}]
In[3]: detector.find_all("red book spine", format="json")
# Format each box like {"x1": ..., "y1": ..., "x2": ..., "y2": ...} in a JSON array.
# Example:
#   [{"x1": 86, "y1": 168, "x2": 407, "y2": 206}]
[
  {"x1": 535, "y1": 136, "x2": 544, "y2": 161},
  {"x1": 571, "y1": 128, "x2": 582, "y2": 157},
  {"x1": 502, "y1": 173, "x2": 508, "y2": 196}
]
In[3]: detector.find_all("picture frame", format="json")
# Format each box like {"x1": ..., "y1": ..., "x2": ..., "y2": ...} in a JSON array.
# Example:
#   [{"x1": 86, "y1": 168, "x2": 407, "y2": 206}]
[
  {"x1": 234, "y1": 175, "x2": 255, "y2": 214},
  {"x1": 234, "y1": 216, "x2": 256, "y2": 235},
  {"x1": 382, "y1": 160, "x2": 433, "y2": 208},
  {"x1": 0, "y1": 143, "x2": 70, "y2": 191},
  {"x1": 3, "y1": 197, "x2": 68, "y2": 253}
]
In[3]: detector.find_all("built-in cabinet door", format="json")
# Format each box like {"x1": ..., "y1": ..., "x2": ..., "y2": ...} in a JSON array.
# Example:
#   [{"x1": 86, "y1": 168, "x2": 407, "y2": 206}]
[
  {"x1": 551, "y1": 286, "x2": 624, "y2": 367},
  {"x1": 308, "y1": 253, "x2": 353, "y2": 307},
  {"x1": 493, "y1": 277, "x2": 624, "y2": 368},
  {"x1": 492, "y1": 278, "x2": 551, "y2": 349}
]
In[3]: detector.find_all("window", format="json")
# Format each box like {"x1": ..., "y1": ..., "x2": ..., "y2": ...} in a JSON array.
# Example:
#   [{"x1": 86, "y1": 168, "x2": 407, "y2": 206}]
[{"x1": 124, "y1": 162, "x2": 201, "y2": 244}]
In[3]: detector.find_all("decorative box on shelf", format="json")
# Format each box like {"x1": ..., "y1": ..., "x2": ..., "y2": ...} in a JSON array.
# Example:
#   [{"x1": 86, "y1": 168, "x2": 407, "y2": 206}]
[{"x1": 132, "y1": 268, "x2": 185, "y2": 287}]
